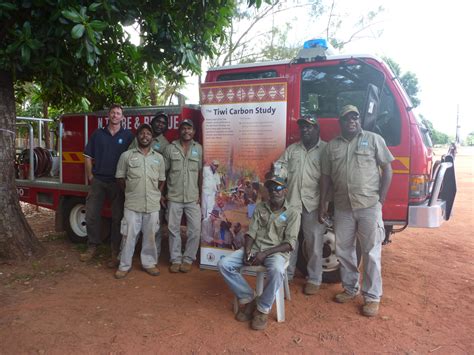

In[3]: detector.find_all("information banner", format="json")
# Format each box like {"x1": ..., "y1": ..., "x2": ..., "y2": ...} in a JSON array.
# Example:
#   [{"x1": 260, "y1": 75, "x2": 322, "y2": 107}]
[{"x1": 199, "y1": 78, "x2": 288, "y2": 269}]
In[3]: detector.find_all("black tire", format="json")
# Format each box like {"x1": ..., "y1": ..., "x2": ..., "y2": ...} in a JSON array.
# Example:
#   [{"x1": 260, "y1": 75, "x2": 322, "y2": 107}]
[
  {"x1": 296, "y1": 228, "x2": 362, "y2": 284},
  {"x1": 63, "y1": 197, "x2": 88, "y2": 243}
]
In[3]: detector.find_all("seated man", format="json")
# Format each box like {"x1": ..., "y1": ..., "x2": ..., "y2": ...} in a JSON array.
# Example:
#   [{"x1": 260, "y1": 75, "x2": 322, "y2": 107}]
[{"x1": 217, "y1": 176, "x2": 300, "y2": 331}]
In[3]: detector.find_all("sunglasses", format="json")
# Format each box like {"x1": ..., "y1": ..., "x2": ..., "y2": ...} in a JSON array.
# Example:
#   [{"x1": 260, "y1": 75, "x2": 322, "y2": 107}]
[
  {"x1": 340, "y1": 114, "x2": 360, "y2": 122},
  {"x1": 268, "y1": 185, "x2": 286, "y2": 192}
]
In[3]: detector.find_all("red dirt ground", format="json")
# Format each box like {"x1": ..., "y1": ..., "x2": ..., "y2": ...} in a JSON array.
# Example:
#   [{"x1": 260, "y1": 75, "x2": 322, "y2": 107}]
[{"x1": 1, "y1": 148, "x2": 473, "y2": 354}]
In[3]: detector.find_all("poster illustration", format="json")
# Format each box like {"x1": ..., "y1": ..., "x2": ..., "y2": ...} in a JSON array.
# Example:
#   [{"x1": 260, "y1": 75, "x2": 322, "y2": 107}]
[{"x1": 199, "y1": 78, "x2": 288, "y2": 269}]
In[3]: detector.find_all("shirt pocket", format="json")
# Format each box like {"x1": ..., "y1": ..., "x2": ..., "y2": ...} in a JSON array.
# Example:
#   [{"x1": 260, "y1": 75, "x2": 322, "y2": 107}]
[
  {"x1": 272, "y1": 217, "x2": 287, "y2": 239},
  {"x1": 354, "y1": 149, "x2": 375, "y2": 169},
  {"x1": 288, "y1": 151, "x2": 300, "y2": 173},
  {"x1": 127, "y1": 158, "x2": 142, "y2": 179},
  {"x1": 170, "y1": 154, "x2": 182, "y2": 172},
  {"x1": 188, "y1": 155, "x2": 200, "y2": 172},
  {"x1": 147, "y1": 159, "x2": 161, "y2": 181}
]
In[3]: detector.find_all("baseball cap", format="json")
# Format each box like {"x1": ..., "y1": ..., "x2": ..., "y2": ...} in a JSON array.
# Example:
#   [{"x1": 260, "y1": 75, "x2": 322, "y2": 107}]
[
  {"x1": 264, "y1": 175, "x2": 287, "y2": 188},
  {"x1": 297, "y1": 116, "x2": 319, "y2": 126},
  {"x1": 136, "y1": 123, "x2": 153, "y2": 135},
  {"x1": 178, "y1": 119, "x2": 194, "y2": 128},
  {"x1": 339, "y1": 105, "x2": 360, "y2": 118}
]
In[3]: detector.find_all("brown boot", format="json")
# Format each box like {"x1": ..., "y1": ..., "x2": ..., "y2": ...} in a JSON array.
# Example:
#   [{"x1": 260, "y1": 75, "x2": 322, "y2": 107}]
[
  {"x1": 143, "y1": 266, "x2": 160, "y2": 276},
  {"x1": 79, "y1": 246, "x2": 97, "y2": 262},
  {"x1": 334, "y1": 291, "x2": 358, "y2": 304},
  {"x1": 303, "y1": 282, "x2": 320, "y2": 295},
  {"x1": 235, "y1": 299, "x2": 256, "y2": 322},
  {"x1": 114, "y1": 269, "x2": 129, "y2": 279},
  {"x1": 169, "y1": 263, "x2": 181, "y2": 273},
  {"x1": 362, "y1": 301, "x2": 380, "y2": 317},
  {"x1": 251, "y1": 310, "x2": 268, "y2": 330},
  {"x1": 179, "y1": 262, "x2": 192, "y2": 273}
]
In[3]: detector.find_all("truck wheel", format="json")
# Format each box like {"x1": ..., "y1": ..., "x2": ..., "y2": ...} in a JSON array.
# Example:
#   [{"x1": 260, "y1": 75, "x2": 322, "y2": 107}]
[
  {"x1": 296, "y1": 228, "x2": 361, "y2": 284},
  {"x1": 63, "y1": 198, "x2": 88, "y2": 243}
]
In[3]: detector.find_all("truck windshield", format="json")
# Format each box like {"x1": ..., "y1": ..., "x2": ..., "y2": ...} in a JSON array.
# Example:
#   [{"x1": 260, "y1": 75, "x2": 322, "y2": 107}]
[{"x1": 301, "y1": 64, "x2": 401, "y2": 146}]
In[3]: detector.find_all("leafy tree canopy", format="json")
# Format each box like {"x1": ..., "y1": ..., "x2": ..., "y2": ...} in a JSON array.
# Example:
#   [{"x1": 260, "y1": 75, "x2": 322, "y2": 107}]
[{"x1": 1, "y1": 0, "x2": 262, "y2": 110}]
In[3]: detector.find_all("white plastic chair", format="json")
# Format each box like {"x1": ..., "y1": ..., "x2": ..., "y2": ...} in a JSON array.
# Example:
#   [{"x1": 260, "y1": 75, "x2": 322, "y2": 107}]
[{"x1": 233, "y1": 260, "x2": 291, "y2": 322}]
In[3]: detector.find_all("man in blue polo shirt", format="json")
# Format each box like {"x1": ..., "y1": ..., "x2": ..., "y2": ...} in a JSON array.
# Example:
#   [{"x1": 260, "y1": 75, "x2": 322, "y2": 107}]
[{"x1": 80, "y1": 104, "x2": 134, "y2": 265}]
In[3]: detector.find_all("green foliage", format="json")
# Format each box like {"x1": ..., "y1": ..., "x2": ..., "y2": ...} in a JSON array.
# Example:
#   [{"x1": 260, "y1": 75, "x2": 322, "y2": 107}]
[
  {"x1": 421, "y1": 117, "x2": 452, "y2": 145},
  {"x1": 383, "y1": 57, "x2": 420, "y2": 108},
  {"x1": 465, "y1": 132, "x2": 474, "y2": 146},
  {"x1": 1, "y1": 0, "x2": 260, "y2": 110}
]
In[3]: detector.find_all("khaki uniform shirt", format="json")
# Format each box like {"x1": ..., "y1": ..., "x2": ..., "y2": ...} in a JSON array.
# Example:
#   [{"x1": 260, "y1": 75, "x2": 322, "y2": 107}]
[
  {"x1": 163, "y1": 140, "x2": 203, "y2": 203},
  {"x1": 129, "y1": 134, "x2": 169, "y2": 154},
  {"x1": 247, "y1": 202, "x2": 300, "y2": 260},
  {"x1": 322, "y1": 130, "x2": 394, "y2": 210},
  {"x1": 276, "y1": 140, "x2": 327, "y2": 213},
  {"x1": 115, "y1": 148, "x2": 166, "y2": 213}
]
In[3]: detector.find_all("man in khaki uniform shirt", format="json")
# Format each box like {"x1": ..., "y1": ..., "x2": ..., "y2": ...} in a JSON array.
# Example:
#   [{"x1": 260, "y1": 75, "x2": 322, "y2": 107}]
[
  {"x1": 275, "y1": 115, "x2": 327, "y2": 295},
  {"x1": 128, "y1": 113, "x2": 170, "y2": 154},
  {"x1": 129, "y1": 113, "x2": 170, "y2": 256},
  {"x1": 162, "y1": 119, "x2": 202, "y2": 273},
  {"x1": 320, "y1": 105, "x2": 393, "y2": 317},
  {"x1": 218, "y1": 176, "x2": 300, "y2": 331},
  {"x1": 114, "y1": 123, "x2": 166, "y2": 279}
]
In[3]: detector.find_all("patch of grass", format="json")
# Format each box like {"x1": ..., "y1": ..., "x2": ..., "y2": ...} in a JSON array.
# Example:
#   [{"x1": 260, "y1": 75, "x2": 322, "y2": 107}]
[
  {"x1": 31, "y1": 261, "x2": 40, "y2": 270},
  {"x1": 43, "y1": 232, "x2": 66, "y2": 242},
  {"x1": 75, "y1": 243, "x2": 88, "y2": 253}
]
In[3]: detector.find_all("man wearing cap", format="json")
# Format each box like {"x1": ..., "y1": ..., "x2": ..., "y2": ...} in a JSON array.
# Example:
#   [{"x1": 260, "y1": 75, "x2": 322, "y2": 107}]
[
  {"x1": 129, "y1": 113, "x2": 170, "y2": 258},
  {"x1": 128, "y1": 113, "x2": 169, "y2": 154},
  {"x1": 319, "y1": 104, "x2": 393, "y2": 317},
  {"x1": 162, "y1": 119, "x2": 203, "y2": 273},
  {"x1": 218, "y1": 176, "x2": 300, "y2": 331},
  {"x1": 275, "y1": 115, "x2": 327, "y2": 295},
  {"x1": 202, "y1": 159, "x2": 221, "y2": 218},
  {"x1": 114, "y1": 123, "x2": 166, "y2": 279},
  {"x1": 80, "y1": 104, "x2": 134, "y2": 265}
]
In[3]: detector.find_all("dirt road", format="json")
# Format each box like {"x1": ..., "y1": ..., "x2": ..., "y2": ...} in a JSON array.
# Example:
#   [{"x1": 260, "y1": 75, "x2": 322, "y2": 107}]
[{"x1": 1, "y1": 149, "x2": 473, "y2": 353}]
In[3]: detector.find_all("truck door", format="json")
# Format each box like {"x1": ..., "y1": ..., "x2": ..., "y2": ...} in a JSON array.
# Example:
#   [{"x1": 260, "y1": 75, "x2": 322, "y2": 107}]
[{"x1": 291, "y1": 58, "x2": 410, "y2": 224}]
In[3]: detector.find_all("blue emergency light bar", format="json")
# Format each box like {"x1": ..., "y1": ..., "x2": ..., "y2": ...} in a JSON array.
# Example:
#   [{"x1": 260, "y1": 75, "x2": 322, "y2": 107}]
[{"x1": 303, "y1": 38, "x2": 328, "y2": 50}]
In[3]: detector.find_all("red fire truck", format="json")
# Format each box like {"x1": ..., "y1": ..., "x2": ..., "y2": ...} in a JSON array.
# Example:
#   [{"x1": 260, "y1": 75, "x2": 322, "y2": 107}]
[{"x1": 15, "y1": 40, "x2": 456, "y2": 280}]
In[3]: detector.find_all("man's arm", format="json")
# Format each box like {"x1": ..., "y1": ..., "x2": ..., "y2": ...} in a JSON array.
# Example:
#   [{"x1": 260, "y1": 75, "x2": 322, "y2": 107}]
[
  {"x1": 243, "y1": 234, "x2": 256, "y2": 266},
  {"x1": 117, "y1": 178, "x2": 125, "y2": 191},
  {"x1": 318, "y1": 174, "x2": 331, "y2": 223},
  {"x1": 378, "y1": 163, "x2": 393, "y2": 205},
  {"x1": 84, "y1": 156, "x2": 94, "y2": 182},
  {"x1": 251, "y1": 243, "x2": 292, "y2": 266}
]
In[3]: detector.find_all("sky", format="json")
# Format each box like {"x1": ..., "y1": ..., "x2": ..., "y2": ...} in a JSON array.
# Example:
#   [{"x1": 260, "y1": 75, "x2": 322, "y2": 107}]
[{"x1": 182, "y1": 0, "x2": 472, "y2": 139}]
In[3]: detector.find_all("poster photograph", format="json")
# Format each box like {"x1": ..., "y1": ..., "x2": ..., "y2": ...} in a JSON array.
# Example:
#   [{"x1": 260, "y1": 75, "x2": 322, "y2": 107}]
[{"x1": 199, "y1": 78, "x2": 288, "y2": 269}]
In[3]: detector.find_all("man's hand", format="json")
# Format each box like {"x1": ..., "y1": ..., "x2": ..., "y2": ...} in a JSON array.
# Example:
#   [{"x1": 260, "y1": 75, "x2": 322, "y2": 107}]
[
  {"x1": 160, "y1": 196, "x2": 167, "y2": 209},
  {"x1": 251, "y1": 251, "x2": 267, "y2": 266},
  {"x1": 88, "y1": 174, "x2": 94, "y2": 183},
  {"x1": 318, "y1": 206, "x2": 329, "y2": 224},
  {"x1": 243, "y1": 250, "x2": 253, "y2": 266}
]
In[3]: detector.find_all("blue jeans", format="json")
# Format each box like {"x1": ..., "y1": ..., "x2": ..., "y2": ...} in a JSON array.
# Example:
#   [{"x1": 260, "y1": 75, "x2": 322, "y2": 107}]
[{"x1": 218, "y1": 249, "x2": 286, "y2": 314}]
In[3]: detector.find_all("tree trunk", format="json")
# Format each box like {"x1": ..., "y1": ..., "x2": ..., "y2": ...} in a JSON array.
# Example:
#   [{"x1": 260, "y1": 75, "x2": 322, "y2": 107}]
[
  {"x1": 43, "y1": 101, "x2": 51, "y2": 149},
  {"x1": 149, "y1": 77, "x2": 157, "y2": 106},
  {"x1": 0, "y1": 70, "x2": 44, "y2": 261}
]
